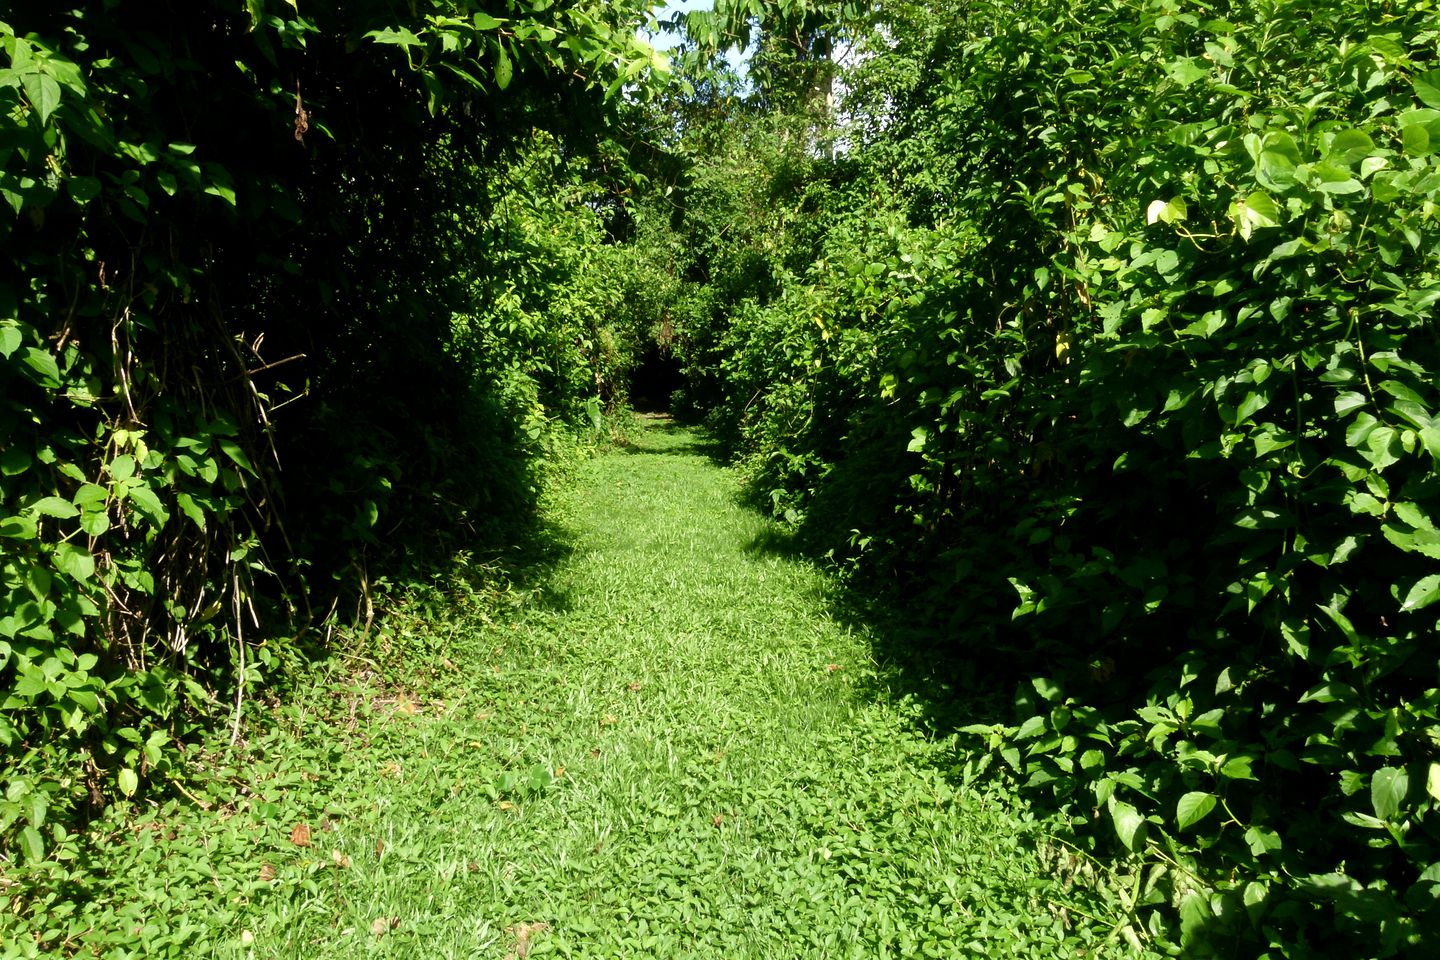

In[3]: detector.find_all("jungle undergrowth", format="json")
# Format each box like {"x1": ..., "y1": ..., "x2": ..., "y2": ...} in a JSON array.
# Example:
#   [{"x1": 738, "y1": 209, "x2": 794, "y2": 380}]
[{"x1": 0, "y1": 418, "x2": 1148, "y2": 959}]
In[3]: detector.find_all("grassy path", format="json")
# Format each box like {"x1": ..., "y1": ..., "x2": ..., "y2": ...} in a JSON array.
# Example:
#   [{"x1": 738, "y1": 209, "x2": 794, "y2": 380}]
[{"x1": 21, "y1": 420, "x2": 1118, "y2": 958}]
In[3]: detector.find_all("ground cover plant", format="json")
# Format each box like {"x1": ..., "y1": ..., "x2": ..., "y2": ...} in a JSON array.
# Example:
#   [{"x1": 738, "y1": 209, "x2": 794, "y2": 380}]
[{"x1": 1, "y1": 421, "x2": 1136, "y2": 958}]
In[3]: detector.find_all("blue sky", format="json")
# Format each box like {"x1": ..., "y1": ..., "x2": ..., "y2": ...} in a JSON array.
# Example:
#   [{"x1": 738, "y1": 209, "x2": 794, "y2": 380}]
[{"x1": 641, "y1": 0, "x2": 749, "y2": 75}]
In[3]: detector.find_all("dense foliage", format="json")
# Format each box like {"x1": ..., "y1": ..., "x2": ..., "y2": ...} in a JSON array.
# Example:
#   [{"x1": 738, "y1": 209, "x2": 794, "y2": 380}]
[
  {"x1": 648, "y1": 0, "x2": 1440, "y2": 953},
  {"x1": 1, "y1": 0, "x2": 660, "y2": 878}
]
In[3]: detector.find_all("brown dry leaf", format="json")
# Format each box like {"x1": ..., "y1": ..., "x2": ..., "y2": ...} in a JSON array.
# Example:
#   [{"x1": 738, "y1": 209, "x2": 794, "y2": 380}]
[
  {"x1": 554, "y1": 765, "x2": 566, "y2": 779},
  {"x1": 504, "y1": 922, "x2": 551, "y2": 960},
  {"x1": 374, "y1": 839, "x2": 385, "y2": 857},
  {"x1": 712, "y1": 814, "x2": 724, "y2": 828},
  {"x1": 259, "y1": 863, "x2": 277, "y2": 882},
  {"x1": 290, "y1": 823, "x2": 312, "y2": 847},
  {"x1": 824, "y1": 663, "x2": 842, "y2": 673},
  {"x1": 331, "y1": 848, "x2": 352, "y2": 868}
]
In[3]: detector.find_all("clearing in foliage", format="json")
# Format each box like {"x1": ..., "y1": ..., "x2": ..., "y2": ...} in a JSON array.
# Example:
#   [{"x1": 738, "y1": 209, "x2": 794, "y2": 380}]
[{"x1": 5, "y1": 419, "x2": 1138, "y2": 958}]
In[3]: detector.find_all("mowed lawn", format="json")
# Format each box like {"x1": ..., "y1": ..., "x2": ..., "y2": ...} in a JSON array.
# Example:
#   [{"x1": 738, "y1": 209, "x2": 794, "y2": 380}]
[{"x1": 21, "y1": 420, "x2": 1132, "y2": 959}]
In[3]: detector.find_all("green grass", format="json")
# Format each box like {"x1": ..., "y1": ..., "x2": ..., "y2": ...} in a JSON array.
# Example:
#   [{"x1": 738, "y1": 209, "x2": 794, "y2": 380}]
[{"x1": 4, "y1": 418, "x2": 1142, "y2": 959}]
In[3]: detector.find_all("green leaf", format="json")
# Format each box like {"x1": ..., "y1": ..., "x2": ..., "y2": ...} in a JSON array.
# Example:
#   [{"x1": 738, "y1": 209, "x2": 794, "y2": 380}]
[
  {"x1": 366, "y1": 26, "x2": 424, "y2": 48},
  {"x1": 1327, "y1": 129, "x2": 1375, "y2": 166},
  {"x1": 53, "y1": 543, "x2": 95, "y2": 582},
  {"x1": 473, "y1": 12, "x2": 504, "y2": 30},
  {"x1": 124, "y1": 484, "x2": 170, "y2": 525},
  {"x1": 1111, "y1": 800, "x2": 1146, "y2": 853},
  {"x1": 67, "y1": 176, "x2": 102, "y2": 204},
  {"x1": 175, "y1": 492, "x2": 207, "y2": 532},
  {"x1": 494, "y1": 43, "x2": 513, "y2": 91},
  {"x1": 1401, "y1": 574, "x2": 1440, "y2": 612},
  {"x1": 19, "y1": 825, "x2": 44, "y2": 863},
  {"x1": 1414, "y1": 69, "x2": 1440, "y2": 109},
  {"x1": 1176, "y1": 791, "x2": 1217, "y2": 831},
  {"x1": 21, "y1": 72, "x2": 61, "y2": 125},
  {"x1": 0, "y1": 325, "x2": 21, "y2": 358},
  {"x1": 1031, "y1": 676, "x2": 1062, "y2": 703},
  {"x1": 217, "y1": 438, "x2": 256, "y2": 476},
  {"x1": 30, "y1": 496, "x2": 78, "y2": 519},
  {"x1": 21, "y1": 348, "x2": 61, "y2": 388},
  {"x1": 117, "y1": 767, "x2": 138, "y2": 798},
  {"x1": 1166, "y1": 57, "x2": 1208, "y2": 87},
  {"x1": 1372, "y1": 766, "x2": 1409, "y2": 820},
  {"x1": 0, "y1": 447, "x2": 33, "y2": 476},
  {"x1": 1231, "y1": 191, "x2": 1280, "y2": 240},
  {"x1": 1427, "y1": 763, "x2": 1440, "y2": 802},
  {"x1": 0, "y1": 515, "x2": 38, "y2": 539}
]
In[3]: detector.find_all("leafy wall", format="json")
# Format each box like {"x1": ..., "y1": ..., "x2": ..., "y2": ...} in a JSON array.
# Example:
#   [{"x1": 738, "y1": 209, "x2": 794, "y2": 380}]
[
  {"x1": 654, "y1": 0, "x2": 1440, "y2": 952},
  {"x1": 1, "y1": 0, "x2": 658, "y2": 866}
]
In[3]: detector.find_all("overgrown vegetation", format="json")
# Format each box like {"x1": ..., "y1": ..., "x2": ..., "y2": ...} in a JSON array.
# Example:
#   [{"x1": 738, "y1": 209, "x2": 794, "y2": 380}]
[
  {"x1": 1, "y1": 0, "x2": 659, "y2": 878},
  {"x1": 8, "y1": 0, "x2": 1440, "y2": 954},
  {"x1": 642, "y1": 0, "x2": 1440, "y2": 953}
]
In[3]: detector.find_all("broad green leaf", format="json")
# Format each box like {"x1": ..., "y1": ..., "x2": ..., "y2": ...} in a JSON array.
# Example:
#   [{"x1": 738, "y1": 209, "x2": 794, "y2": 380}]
[
  {"x1": 110, "y1": 455, "x2": 136, "y2": 481},
  {"x1": 31, "y1": 496, "x2": 78, "y2": 519},
  {"x1": 175, "y1": 492, "x2": 206, "y2": 531},
  {"x1": 1176, "y1": 791, "x2": 1217, "y2": 831},
  {"x1": 1364, "y1": 426, "x2": 1401, "y2": 470},
  {"x1": 124, "y1": 484, "x2": 170, "y2": 525},
  {"x1": 1401, "y1": 574, "x2": 1440, "y2": 612},
  {"x1": 1111, "y1": 800, "x2": 1146, "y2": 852},
  {"x1": 21, "y1": 72, "x2": 60, "y2": 126},
  {"x1": 1327, "y1": 129, "x2": 1375, "y2": 165},
  {"x1": 473, "y1": 12, "x2": 504, "y2": 30},
  {"x1": 19, "y1": 825, "x2": 44, "y2": 862},
  {"x1": 21, "y1": 347, "x2": 61, "y2": 388},
  {"x1": 217, "y1": 438, "x2": 256, "y2": 476},
  {"x1": 1, "y1": 447, "x2": 32, "y2": 475},
  {"x1": 1231, "y1": 191, "x2": 1280, "y2": 240},
  {"x1": 1403, "y1": 123, "x2": 1432, "y2": 157},
  {"x1": 0, "y1": 515, "x2": 38, "y2": 539},
  {"x1": 1166, "y1": 57, "x2": 1208, "y2": 87},
  {"x1": 118, "y1": 767, "x2": 138, "y2": 798},
  {"x1": 494, "y1": 43, "x2": 513, "y2": 91},
  {"x1": 1245, "y1": 824, "x2": 1282, "y2": 856},
  {"x1": 1372, "y1": 766, "x2": 1408, "y2": 820},
  {"x1": 67, "y1": 176, "x2": 102, "y2": 204},
  {"x1": 1031, "y1": 676, "x2": 1062, "y2": 702},
  {"x1": 1178, "y1": 890, "x2": 1209, "y2": 945},
  {"x1": 53, "y1": 542, "x2": 94, "y2": 581},
  {"x1": 1334, "y1": 391, "x2": 1368, "y2": 416},
  {"x1": 365, "y1": 26, "x2": 424, "y2": 48},
  {"x1": 1427, "y1": 763, "x2": 1440, "y2": 802},
  {"x1": 1415, "y1": 69, "x2": 1440, "y2": 109},
  {"x1": 1015, "y1": 714, "x2": 1047, "y2": 739}
]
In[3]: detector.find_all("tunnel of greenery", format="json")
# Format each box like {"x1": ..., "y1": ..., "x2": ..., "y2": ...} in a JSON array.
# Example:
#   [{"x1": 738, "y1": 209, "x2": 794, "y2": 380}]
[{"x1": 4, "y1": 0, "x2": 1440, "y2": 955}]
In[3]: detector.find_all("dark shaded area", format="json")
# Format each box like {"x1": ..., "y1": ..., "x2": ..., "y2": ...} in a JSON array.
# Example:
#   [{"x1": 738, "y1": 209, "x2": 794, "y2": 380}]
[{"x1": 627, "y1": 343, "x2": 686, "y2": 412}]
